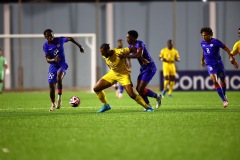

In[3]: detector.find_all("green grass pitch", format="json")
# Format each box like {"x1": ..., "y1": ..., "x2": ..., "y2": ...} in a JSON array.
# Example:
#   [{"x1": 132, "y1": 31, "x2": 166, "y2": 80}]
[{"x1": 0, "y1": 91, "x2": 240, "y2": 160}]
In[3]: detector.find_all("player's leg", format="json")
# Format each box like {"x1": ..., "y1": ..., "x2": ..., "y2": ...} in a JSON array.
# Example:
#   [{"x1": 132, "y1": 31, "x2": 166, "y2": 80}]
[
  {"x1": 218, "y1": 63, "x2": 228, "y2": 103},
  {"x1": 94, "y1": 72, "x2": 116, "y2": 112},
  {"x1": 113, "y1": 82, "x2": 119, "y2": 98},
  {"x1": 118, "y1": 74, "x2": 153, "y2": 112},
  {"x1": 168, "y1": 64, "x2": 176, "y2": 97},
  {"x1": 118, "y1": 84, "x2": 124, "y2": 98},
  {"x1": 49, "y1": 82, "x2": 56, "y2": 111},
  {"x1": 136, "y1": 70, "x2": 162, "y2": 109},
  {"x1": 209, "y1": 74, "x2": 227, "y2": 107},
  {"x1": 56, "y1": 69, "x2": 66, "y2": 109},
  {"x1": 0, "y1": 71, "x2": 4, "y2": 93},
  {"x1": 48, "y1": 68, "x2": 58, "y2": 111},
  {"x1": 124, "y1": 84, "x2": 153, "y2": 112},
  {"x1": 162, "y1": 63, "x2": 170, "y2": 97}
]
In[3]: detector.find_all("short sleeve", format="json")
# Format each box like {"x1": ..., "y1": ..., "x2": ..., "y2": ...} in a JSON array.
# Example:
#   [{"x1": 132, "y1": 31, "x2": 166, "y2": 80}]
[
  {"x1": 122, "y1": 47, "x2": 130, "y2": 55},
  {"x1": 231, "y1": 41, "x2": 240, "y2": 55},
  {"x1": 216, "y1": 39, "x2": 226, "y2": 49}
]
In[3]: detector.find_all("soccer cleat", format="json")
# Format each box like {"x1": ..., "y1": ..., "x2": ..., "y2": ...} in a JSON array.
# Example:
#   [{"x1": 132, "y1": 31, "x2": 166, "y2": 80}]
[
  {"x1": 145, "y1": 107, "x2": 154, "y2": 112},
  {"x1": 49, "y1": 103, "x2": 56, "y2": 112},
  {"x1": 156, "y1": 94, "x2": 162, "y2": 109},
  {"x1": 56, "y1": 99, "x2": 62, "y2": 109},
  {"x1": 223, "y1": 101, "x2": 228, "y2": 108},
  {"x1": 162, "y1": 90, "x2": 166, "y2": 98},
  {"x1": 97, "y1": 104, "x2": 111, "y2": 113},
  {"x1": 117, "y1": 93, "x2": 123, "y2": 99}
]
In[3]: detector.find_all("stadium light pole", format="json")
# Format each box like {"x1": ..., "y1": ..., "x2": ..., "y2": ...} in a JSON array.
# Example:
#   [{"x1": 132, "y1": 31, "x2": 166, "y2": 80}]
[
  {"x1": 3, "y1": 4, "x2": 11, "y2": 90},
  {"x1": 18, "y1": 0, "x2": 23, "y2": 89}
]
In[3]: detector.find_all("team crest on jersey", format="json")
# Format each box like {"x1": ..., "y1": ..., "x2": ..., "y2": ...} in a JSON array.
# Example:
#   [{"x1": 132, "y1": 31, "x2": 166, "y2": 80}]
[
  {"x1": 210, "y1": 44, "x2": 213, "y2": 47},
  {"x1": 57, "y1": 44, "x2": 60, "y2": 47}
]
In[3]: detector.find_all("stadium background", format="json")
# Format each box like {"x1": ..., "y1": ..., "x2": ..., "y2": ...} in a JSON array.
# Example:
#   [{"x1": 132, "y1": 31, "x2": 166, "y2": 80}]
[{"x1": 0, "y1": 0, "x2": 239, "y2": 90}]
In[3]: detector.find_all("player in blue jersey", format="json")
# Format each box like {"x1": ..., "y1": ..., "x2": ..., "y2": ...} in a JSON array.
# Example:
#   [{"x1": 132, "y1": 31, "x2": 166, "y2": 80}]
[
  {"x1": 200, "y1": 27, "x2": 238, "y2": 108},
  {"x1": 43, "y1": 29, "x2": 84, "y2": 111},
  {"x1": 119, "y1": 30, "x2": 162, "y2": 109}
]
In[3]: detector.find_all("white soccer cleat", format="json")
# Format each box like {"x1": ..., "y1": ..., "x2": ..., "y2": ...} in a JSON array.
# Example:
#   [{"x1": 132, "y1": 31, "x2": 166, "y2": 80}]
[
  {"x1": 49, "y1": 103, "x2": 56, "y2": 111},
  {"x1": 117, "y1": 93, "x2": 123, "y2": 99},
  {"x1": 223, "y1": 101, "x2": 228, "y2": 108},
  {"x1": 56, "y1": 99, "x2": 62, "y2": 109},
  {"x1": 156, "y1": 94, "x2": 162, "y2": 109}
]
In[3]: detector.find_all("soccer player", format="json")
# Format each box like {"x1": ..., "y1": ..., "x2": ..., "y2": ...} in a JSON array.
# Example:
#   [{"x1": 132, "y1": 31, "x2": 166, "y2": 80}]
[
  {"x1": 200, "y1": 27, "x2": 238, "y2": 108},
  {"x1": 159, "y1": 40, "x2": 180, "y2": 98},
  {"x1": 93, "y1": 43, "x2": 153, "y2": 113},
  {"x1": 119, "y1": 30, "x2": 162, "y2": 109},
  {"x1": 0, "y1": 48, "x2": 8, "y2": 93},
  {"x1": 230, "y1": 28, "x2": 240, "y2": 57},
  {"x1": 43, "y1": 29, "x2": 84, "y2": 111},
  {"x1": 114, "y1": 39, "x2": 131, "y2": 99}
]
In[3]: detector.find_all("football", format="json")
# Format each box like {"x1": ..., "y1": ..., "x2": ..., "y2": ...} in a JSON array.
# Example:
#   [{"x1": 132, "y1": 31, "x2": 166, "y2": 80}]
[{"x1": 69, "y1": 96, "x2": 80, "y2": 107}]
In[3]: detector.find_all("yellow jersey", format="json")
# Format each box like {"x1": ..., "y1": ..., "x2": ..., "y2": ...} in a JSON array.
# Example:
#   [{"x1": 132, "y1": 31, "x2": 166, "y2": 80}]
[
  {"x1": 159, "y1": 47, "x2": 180, "y2": 63},
  {"x1": 231, "y1": 40, "x2": 240, "y2": 56},
  {"x1": 102, "y1": 47, "x2": 131, "y2": 74}
]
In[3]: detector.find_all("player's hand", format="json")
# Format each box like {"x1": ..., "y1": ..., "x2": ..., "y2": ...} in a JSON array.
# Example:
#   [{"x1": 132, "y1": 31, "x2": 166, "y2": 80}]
[
  {"x1": 201, "y1": 61, "x2": 206, "y2": 67},
  {"x1": 54, "y1": 55, "x2": 61, "y2": 62},
  {"x1": 80, "y1": 46, "x2": 84, "y2": 53},
  {"x1": 232, "y1": 60, "x2": 239, "y2": 69}
]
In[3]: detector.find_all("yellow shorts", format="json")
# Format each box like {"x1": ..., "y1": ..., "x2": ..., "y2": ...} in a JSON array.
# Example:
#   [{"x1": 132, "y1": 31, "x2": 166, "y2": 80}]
[
  {"x1": 102, "y1": 70, "x2": 132, "y2": 86},
  {"x1": 162, "y1": 63, "x2": 176, "y2": 77}
]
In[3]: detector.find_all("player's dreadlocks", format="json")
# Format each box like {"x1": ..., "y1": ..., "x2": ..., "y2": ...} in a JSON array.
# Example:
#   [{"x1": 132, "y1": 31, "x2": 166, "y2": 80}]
[
  {"x1": 100, "y1": 43, "x2": 110, "y2": 50},
  {"x1": 200, "y1": 27, "x2": 213, "y2": 36}
]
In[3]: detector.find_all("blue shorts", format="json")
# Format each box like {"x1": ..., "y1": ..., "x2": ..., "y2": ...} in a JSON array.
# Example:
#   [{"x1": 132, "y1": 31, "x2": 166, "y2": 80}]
[
  {"x1": 138, "y1": 66, "x2": 156, "y2": 83},
  {"x1": 206, "y1": 62, "x2": 226, "y2": 78},
  {"x1": 48, "y1": 64, "x2": 68, "y2": 83}
]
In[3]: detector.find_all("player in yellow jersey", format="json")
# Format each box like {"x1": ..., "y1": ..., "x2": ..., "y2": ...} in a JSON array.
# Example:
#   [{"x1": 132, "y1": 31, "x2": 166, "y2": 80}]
[
  {"x1": 159, "y1": 40, "x2": 180, "y2": 98},
  {"x1": 231, "y1": 28, "x2": 240, "y2": 58},
  {"x1": 93, "y1": 43, "x2": 153, "y2": 112}
]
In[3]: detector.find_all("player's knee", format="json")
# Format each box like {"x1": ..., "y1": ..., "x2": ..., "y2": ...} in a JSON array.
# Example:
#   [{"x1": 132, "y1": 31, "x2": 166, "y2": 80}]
[{"x1": 93, "y1": 86, "x2": 101, "y2": 93}]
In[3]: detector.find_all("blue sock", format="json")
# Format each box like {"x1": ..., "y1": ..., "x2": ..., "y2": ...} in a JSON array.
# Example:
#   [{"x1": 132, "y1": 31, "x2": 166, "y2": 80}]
[
  {"x1": 215, "y1": 84, "x2": 225, "y2": 101},
  {"x1": 119, "y1": 85, "x2": 124, "y2": 94},
  {"x1": 145, "y1": 88, "x2": 158, "y2": 98},
  {"x1": 141, "y1": 95, "x2": 150, "y2": 105}
]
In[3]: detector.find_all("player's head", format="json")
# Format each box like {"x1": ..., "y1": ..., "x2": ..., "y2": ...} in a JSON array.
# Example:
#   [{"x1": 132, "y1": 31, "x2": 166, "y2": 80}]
[
  {"x1": 43, "y1": 29, "x2": 54, "y2": 42},
  {"x1": 100, "y1": 43, "x2": 110, "y2": 58},
  {"x1": 127, "y1": 30, "x2": 138, "y2": 44},
  {"x1": 117, "y1": 39, "x2": 123, "y2": 48},
  {"x1": 167, "y1": 39, "x2": 173, "y2": 49},
  {"x1": 200, "y1": 27, "x2": 213, "y2": 42}
]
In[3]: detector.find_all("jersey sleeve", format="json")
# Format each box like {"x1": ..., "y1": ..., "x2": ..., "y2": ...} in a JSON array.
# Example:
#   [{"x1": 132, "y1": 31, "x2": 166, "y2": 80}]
[
  {"x1": 175, "y1": 50, "x2": 180, "y2": 59},
  {"x1": 159, "y1": 49, "x2": 164, "y2": 58},
  {"x1": 231, "y1": 41, "x2": 240, "y2": 55},
  {"x1": 216, "y1": 39, "x2": 226, "y2": 49},
  {"x1": 61, "y1": 37, "x2": 68, "y2": 43},
  {"x1": 43, "y1": 44, "x2": 49, "y2": 57},
  {"x1": 121, "y1": 47, "x2": 130, "y2": 55}
]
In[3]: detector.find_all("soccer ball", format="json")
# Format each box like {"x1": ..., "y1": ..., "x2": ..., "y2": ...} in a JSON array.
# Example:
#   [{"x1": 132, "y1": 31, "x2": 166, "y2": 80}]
[{"x1": 69, "y1": 96, "x2": 80, "y2": 107}]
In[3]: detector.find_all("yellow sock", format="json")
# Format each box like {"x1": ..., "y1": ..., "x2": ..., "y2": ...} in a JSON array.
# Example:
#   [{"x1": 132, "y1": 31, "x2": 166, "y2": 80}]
[
  {"x1": 164, "y1": 80, "x2": 169, "y2": 91},
  {"x1": 134, "y1": 95, "x2": 148, "y2": 109},
  {"x1": 168, "y1": 81, "x2": 175, "y2": 95},
  {"x1": 96, "y1": 91, "x2": 108, "y2": 104}
]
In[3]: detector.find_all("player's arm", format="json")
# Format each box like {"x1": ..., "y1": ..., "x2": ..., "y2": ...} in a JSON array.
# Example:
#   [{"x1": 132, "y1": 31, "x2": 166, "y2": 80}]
[
  {"x1": 231, "y1": 42, "x2": 239, "y2": 56},
  {"x1": 175, "y1": 51, "x2": 180, "y2": 62},
  {"x1": 201, "y1": 50, "x2": 206, "y2": 67},
  {"x1": 223, "y1": 46, "x2": 239, "y2": 69},
  {"x1": 45, "y1": 55, "x2": 60, "y2": 64},
  {"x1": 67, "y1": 37, "x2": 84, "y2": 53}
]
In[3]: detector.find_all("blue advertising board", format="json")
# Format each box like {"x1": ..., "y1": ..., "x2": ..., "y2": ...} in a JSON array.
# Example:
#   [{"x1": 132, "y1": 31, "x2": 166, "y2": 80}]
[{"x1": 159, "y1": 71, "x2": 240, "y2": 91}]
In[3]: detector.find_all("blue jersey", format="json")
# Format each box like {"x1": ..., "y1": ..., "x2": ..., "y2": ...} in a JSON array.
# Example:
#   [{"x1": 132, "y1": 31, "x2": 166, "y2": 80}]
[
  {"x1": 200, "y1": 38, "x2": 226, "y2": 65},
  {"x1": 43, "y1": 37, "x2": 68, "y2": 68},
  {"x1": 129, "y1": 40, "x2": 156, "y2": 71}
]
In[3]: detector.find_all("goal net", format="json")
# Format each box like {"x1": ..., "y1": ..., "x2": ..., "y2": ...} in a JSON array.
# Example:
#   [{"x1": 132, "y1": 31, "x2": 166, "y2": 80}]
[{"x1": 0, "y1": 33, "x2": 96, "y2": 92}]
